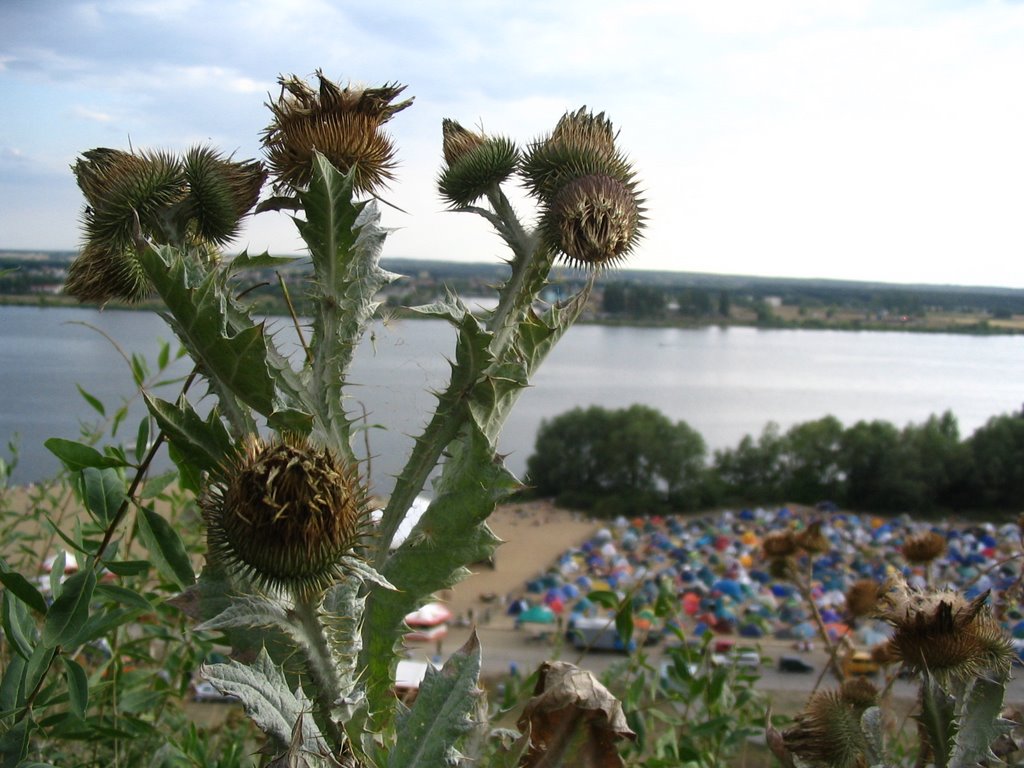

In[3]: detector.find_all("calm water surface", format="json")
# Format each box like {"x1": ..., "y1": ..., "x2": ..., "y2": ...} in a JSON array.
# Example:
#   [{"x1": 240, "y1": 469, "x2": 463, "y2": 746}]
[{"x1": 2, "y1": 305, "x2": 1022, "y2": 492}]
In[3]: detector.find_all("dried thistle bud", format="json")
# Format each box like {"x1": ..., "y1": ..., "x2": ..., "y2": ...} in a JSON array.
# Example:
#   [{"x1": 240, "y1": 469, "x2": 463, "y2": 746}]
[
  {"x1": 783, "y1": 686, "x2": 872, "y2": 768},
  {"x1": 845, "y1": 579, "x2": 885, "y2": 619},
  {"x1": 521, "y1": 107, "x2": 645, "y2": 269},
  {"x1": 202, "y1": 434, "x2": 367, "y2": 596},
  {"x1": 763, "y1": 531, "x2": 798, "y2": 560},
  {"x1": 541, "y1": 174, "x2": 642, "y2": 269},
  {"x1": 795, "y1": 521, "x2": 828, "y2": 555},
  {"x1": 876, "y1": 576, "x2": 1014, "y2": 684},
  {"x1": 437, "y1": 119, "x2": 520, "y2": 207},
  {"x1": 768, "y1": 556, "x2": 795, "y2": 581},
  {"x1": 902, "y1": 530, "x2": 946, "y2": 564},
  {"x1": 261, "y1": 71, "x2": 412, "y2": 195}
]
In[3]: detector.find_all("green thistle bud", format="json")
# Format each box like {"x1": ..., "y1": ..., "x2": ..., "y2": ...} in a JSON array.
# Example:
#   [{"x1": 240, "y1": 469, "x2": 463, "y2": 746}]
[
  {"x1": 202, "y1": 435, "x2": 367, "y2": 597},
  {"x1": 437, "y1": 119, "x2": 520, "y2": 207},
  {"x1": 181, "y1": 146, "x2": 267, "y2": 245},
  {"x1": 783, "y1": 684, "x2": 873, "y2": 768},
  {"x1": 261, "y1": 71, "x2": 412, "y2": 195},
  {"x1": 65, "y1": 145, "x2": 265, "y2": 304},
  {"x1": 876, "y1": 576, "x2": 1014, "y2": 684}
]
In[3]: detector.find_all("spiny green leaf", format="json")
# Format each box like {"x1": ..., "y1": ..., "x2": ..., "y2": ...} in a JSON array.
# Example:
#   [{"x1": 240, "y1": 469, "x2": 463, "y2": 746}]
[
  {"x1": 949, "y1": 676, "x2": 1014, "y2": 767},
  {"x1": 138, "y1": 244, "x2": 276, "y2": 416},
  {"x1": 144, "y1": 394, "x2": 233, "y2": 474},
  {"x1": 227, "y1": 249, "x2": 298, "y2": 276},
  {"x1": 135, "y1": 506, "x2": 194, "y2": 590},
  {"x1": 203, "y1": 648, "x2": 328, "y2": 753},
  {"x1": 916, "y1": 672, "x2": 956, "y2": 768},
  {"x1": 388, "y1": 632, "x2": 482, "y2": 768},
  {"x1": 42, "y1": 570, "x2": 96, "y2": 648}
]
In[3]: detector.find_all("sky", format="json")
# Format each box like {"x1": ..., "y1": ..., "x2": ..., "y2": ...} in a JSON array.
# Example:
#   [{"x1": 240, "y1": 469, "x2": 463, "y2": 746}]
[{"x1": 3, "y1": 0, "x2": 1024, "y2": 288}]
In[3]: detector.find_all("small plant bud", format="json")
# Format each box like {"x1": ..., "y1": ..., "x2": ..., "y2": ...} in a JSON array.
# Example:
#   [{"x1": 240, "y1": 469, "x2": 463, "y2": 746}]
[
  {"x1": 876, "y1": 576, "x2": 1014, "y2": 684},
  {"x1": 202, "y1": 434, "x2": 367, "y2": 597},
  {"x1": 902, "y1": 530, "x2": 946, "y2": 564},
  {"x1": 262, "y1": 71, "x2": 412, "y2": 194},
  {"x1": 839, "y1": 677, "x2": 878, "y2": 708},
  {"x1": 437, "y1": 120, "x2": 520, "y2": 207}
]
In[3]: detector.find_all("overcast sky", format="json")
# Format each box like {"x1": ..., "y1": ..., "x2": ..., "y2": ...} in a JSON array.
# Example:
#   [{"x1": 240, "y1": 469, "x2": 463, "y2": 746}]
[{"x1": 3, "y1": 0, "x2": 1024, "y2": 288}]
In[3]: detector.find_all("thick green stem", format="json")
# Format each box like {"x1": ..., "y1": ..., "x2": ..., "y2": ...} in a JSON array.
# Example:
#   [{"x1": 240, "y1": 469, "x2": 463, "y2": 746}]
[{"x1": 292, "y1": 592, "x2": 346, "y2": 750}]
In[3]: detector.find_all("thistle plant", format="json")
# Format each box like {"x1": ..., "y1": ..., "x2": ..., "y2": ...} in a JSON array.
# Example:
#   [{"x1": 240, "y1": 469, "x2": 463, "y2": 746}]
[
  {"x1": 766, "y1": 517, "x2": 1021, "y2": 768},
  {"x1": 0, "y1": 71, "x2": 644, "y2": 766}
]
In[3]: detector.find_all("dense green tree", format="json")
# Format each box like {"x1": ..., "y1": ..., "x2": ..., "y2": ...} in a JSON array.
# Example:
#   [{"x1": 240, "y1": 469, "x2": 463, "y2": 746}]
[
  {"x1": 712, "y1": 422, "x2": 786, "y2": 502},
  {"x1": 963, "y1": 410, "x2": 1024, "y2": 509},
  {"x1": 525, "y1": 404, "x2": 706, "y2": 515},
  {"x1": 838, "y1": 419, "x2": 917, "y2": 512},
  {"x1": 780, "y1": 415, "x2": 844, "y2": 502}
]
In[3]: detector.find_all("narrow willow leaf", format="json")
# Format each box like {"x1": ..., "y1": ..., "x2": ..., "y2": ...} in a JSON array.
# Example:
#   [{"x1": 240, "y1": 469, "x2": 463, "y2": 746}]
[
  {"x1": 157, "y1": 339, "x2": 170, "y2": 370},
  {"x1": 134, "y1": 416, "x2": 150, "y2": 463},
  {"x1": 44, "y1": 438, "x2": 127, "y2": 472},
  {"x1": 48, "y1": 551, "x2": 65, "y2": 602},
  {"x1": 144, "y1": 394, "x2": 233, "y2": 474},
  {"x1": 135, "y1": 506, "x2": 195, "y2": 590},
  {"x1": 103, "y1": 560, "x2": 150, "y2": 577},
  {"x1": 62, "y1": 657, "x2": 89, "y2": 719},
  {"x1": 0, "y1": 719, "x2": 31, "y2": 768},
  {"x1": 81, "y1": 467, "x2": 126, "y2": 526},
  {"x1": 95, "y1": 583, "x2": 152, "y2": 612},
  {"x1": 23, "y1": 643, "x2": 56, "y2": 698},
  {"x1": 76, "y1": 385, "x2": 105, "y2": 417},
  {"x1": 42, "y1": 570, "x2": 96, "y2": 648},
  {"x1": 203, "y1": 649, "x2": 328, "y2": 754},
  {"x1": 388, "y1": 632, "x2": 482, "y2": 768},
  {"x1": 0, "y1": 654, "x2": 26, "y2": 712},
  {"x1": 0, "y1": 568, "x2": 48, "y2": 615},
  {"x1": 2, "y1": 591, "x2": 35, "y2": 659}
]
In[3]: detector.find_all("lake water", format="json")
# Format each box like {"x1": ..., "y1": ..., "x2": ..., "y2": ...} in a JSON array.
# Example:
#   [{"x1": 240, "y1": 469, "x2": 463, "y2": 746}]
[{"x1": 2, "y1": 305, "x2": 1022, "y2": 494}]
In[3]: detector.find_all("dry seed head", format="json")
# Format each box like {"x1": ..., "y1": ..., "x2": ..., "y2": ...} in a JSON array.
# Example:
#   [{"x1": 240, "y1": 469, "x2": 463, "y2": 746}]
[
  {"x1": 441, "y1": 119, "x2": 487, "y2": 166},
  {"x1": 783, "y1": 687, "x2": 871, "y2": 768},
  {"x1": 871, "y1": 641, "x2": 898, "y2": 666},
  {"x1": 902, "y1": 530, "x2": 946, "y2": 564},
  {"x1": 846, "y1": 579, "x2": 885, "y2": 619},
  {"x1": 202, "y1": 434, "x2": 367, "y2": 596},
  {"x1": 875, "y1": 575, "x2": 1014, "y2": 683},
  {"x1": 795, "y1": 521, "x2": 829, "y2": 555},
  {"x1": 839, "y1": 677, "x2": 878, "y2": 708},
  {"x1": 261, "y1": 71, "x2": 412, "y2": 194},
  {"x1": 762, "y1": 530, "x2": 798, "y2": 560},
  {"x1": 542, "y1": 174, "x2": 642, "y2": 269}
]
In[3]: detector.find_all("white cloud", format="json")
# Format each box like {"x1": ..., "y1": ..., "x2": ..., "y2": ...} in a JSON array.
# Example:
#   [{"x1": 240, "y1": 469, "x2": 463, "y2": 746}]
[{"x1": 70, "y1": 105, "x2": 113, "y2": 123}]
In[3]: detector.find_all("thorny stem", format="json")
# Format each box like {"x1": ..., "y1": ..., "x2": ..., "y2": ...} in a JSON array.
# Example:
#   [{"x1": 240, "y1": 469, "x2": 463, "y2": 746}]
[
  {"x1": 795, "y1": 560, "x2": 843, "y2": 688},
  {"x1": 292, "y1": 592, "x2": 347, "y2": 749}
]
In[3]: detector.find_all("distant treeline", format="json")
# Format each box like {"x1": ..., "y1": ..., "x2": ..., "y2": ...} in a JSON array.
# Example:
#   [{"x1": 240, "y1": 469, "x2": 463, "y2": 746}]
[{"x1": 523, "y1": 405, "x2": 1024, "y2": 519}]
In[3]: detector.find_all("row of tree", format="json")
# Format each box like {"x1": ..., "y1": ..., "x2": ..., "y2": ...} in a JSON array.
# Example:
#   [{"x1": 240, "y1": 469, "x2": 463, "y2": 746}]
[{"x1": 524, "y1": 404, "x2": 1024, "y2": 518}]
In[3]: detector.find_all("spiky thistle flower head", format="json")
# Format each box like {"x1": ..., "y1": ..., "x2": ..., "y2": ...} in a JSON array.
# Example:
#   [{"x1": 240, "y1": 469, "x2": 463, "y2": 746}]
[
  {"x1": 261, "y1": 71, "x2": 412, "y2": 195},
  {"x1": 763, "y1": 530, "x2": 798, "y2": 560},
  {"x1": 521, "y1": 107, "x2": 645, "y2": 269},
  {"x1": 437, "y1": 119, "x2": 520, "y2": 207},
  {"x1": 65, "y1": 145, "x2": 265, "y2": 304},
  {"x1": 874, "y1": 575, "x2": 1014, "y2": 684},
  {"x1": 201, "y1": 434, "x2": 368, "y2": 598},
  {"x1": 783, "y1": 683, "x2": 875, "y2": 768},
  {"x1": 901, "y1": 530, "x2": 946, "y2": 565}
]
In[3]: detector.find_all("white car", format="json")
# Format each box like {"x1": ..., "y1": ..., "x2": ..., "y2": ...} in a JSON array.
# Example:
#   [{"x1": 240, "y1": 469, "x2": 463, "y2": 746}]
[{"x1": 192, "y1": 680, "x2": 238, "y2": 704}]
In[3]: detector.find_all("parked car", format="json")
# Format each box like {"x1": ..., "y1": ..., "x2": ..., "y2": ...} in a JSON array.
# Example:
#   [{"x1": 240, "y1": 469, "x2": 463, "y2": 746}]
[
  {"x1": 843, "y1": 650, "x2": 880, "y2": 677},
  {"x1": 192, "y1": 680, "x2": 239, "y2": 704},
  {"x1": 778, "y1": 655, "x2": 814, "y2": 673}
]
